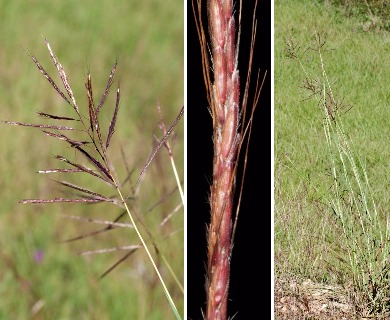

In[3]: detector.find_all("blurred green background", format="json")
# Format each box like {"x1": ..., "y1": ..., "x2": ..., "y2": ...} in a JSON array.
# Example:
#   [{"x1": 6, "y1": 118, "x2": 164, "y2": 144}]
[{"x1": 0, "y1": 0, "x2": 183, "y2": 319}]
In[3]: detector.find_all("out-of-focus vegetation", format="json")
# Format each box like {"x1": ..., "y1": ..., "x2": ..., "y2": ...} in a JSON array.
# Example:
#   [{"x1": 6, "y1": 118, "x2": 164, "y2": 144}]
[{"x1": 321, "y1": 0, "x2": 389, "y2": 32}]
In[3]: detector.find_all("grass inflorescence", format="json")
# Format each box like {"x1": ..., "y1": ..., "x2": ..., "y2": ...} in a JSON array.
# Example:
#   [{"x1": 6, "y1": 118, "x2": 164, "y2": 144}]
[
  {"x1": 193, "y1": 0, "x2": 265, "y2": 318},
  {"x1": 4, "y1": 38, "x2": 184, "y2": 319}
]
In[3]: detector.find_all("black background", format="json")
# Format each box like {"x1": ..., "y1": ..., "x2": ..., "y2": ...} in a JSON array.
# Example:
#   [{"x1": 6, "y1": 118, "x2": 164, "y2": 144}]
[{"x1": 187, "y1": 0, "x2": 271, "y2": 318}]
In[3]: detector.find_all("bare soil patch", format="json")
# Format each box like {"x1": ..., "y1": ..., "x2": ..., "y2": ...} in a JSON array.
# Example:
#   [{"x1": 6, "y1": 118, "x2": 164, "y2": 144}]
[{"x1": 274, "y1": 274, "x2": 361, "y2": 320}]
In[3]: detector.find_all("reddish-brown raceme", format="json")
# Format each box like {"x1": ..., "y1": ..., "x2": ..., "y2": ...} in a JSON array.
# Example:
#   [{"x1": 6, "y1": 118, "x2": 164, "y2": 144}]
[{"x1": 206, "y1": 0, "x2": 240, "y2": 319}]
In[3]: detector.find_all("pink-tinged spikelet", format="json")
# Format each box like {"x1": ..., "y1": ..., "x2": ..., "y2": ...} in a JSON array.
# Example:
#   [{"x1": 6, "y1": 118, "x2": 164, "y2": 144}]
[
  {"x1": 225, "y1": 17, "x2": 236, "y2": 74},
  {"x1": 221, "y1": 0, "x2": 232, "y2": 20},
  {"x1": 214, "y1": 46, "x2": 227, "y2": 119},
  {"x1": 208, "y1": 0, "x2": 226, "y2": 48},
  {"x1": 221, "y1": 102, "x2": 238, "y2": 159}
]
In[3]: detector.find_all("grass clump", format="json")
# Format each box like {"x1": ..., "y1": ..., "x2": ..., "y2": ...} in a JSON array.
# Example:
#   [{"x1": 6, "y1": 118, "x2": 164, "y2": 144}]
[
  {"x1": 274, "y1": 1, "x2": 390, "y2": 318},
  {"x1": 285, "y1": 33, "x2": 389, "y2": 316}
]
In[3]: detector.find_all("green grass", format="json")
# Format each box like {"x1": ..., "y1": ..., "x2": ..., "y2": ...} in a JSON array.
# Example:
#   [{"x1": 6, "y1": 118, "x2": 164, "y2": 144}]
[
  {"x1": 0, "y1": 0, "x2": 183, "y2": 319},
  {"x1": 323, "y1": 0, "x2": 390, "y2": 32},
  {"x1": 274, "y1": 0, "x2": 390, "y2": 316}
]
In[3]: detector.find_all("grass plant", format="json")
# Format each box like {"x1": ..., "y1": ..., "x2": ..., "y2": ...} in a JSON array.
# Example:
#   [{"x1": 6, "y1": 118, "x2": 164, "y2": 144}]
[
  {"x1": 274, "y1": 1, "x2": 390, "y2": 318},
  {"x1": 285, "y1": 32, "x2": 389, "y2": 316}
]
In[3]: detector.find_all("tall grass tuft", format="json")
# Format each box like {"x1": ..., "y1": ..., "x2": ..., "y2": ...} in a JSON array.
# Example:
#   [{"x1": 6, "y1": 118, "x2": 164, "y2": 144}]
[
  {"x1": 286, "y1": 32, "x2": 390, "y2": 317},
  {"x1": 3, "y1": 39, "x2": 184, "y2": 319}
]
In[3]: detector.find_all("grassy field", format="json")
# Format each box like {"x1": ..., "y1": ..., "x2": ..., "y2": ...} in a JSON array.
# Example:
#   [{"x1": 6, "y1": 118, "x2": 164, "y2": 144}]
[
  {"x1": 274, "y1": 0, "x2": 389, "y2": 318},
  {"x1": 0, "y1": 1, "x2": 183, "y2": 319}
]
